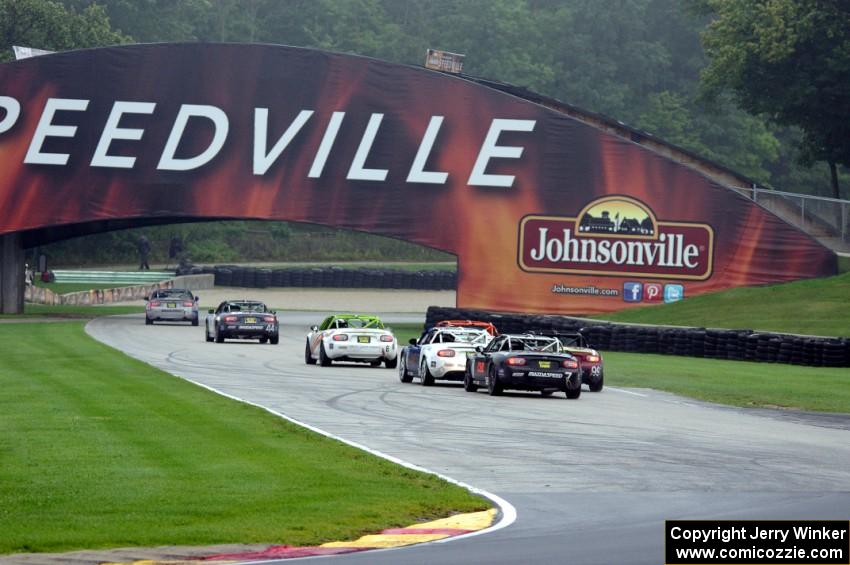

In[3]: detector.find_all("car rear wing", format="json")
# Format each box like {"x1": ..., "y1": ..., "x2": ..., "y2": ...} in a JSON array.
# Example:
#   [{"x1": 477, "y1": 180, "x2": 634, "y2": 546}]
[
  {"x1": 526, "y1": 329, "x2": 593, "y2": 350},
  {"x1": 433, "y1": 319, "x2": 499, "y2": 336}
]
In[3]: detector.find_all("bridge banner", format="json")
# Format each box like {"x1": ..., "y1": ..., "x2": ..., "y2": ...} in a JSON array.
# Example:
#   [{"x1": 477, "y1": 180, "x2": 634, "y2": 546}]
[{"x1": 0, "y1": 43, "x2": 836, "y2": 314}]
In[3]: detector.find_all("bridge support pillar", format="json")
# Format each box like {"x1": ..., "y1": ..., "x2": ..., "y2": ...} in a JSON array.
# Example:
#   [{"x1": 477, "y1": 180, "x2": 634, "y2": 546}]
[{"x1": 0, "y1": 233, "x2": 25, "y2": 314}]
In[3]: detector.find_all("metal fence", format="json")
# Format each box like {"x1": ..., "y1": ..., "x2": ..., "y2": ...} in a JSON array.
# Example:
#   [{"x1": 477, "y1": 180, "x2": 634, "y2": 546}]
[{"x1": 736, "y1": 186, "x2": 850, "y2": 245}]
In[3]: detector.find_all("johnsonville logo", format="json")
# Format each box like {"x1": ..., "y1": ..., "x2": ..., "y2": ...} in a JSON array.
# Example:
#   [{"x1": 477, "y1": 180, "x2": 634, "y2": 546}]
[{"x1": 518, "y1": 196, "x2": 714, "y2": 280}]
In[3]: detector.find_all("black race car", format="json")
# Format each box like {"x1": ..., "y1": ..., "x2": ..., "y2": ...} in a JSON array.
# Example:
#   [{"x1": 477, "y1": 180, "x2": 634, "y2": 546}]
[
  {"x1": 205, "y1": 300, "x2": 279, "y2": 344},
  {"x1": 464, "y1": 333, "x2": 581, "y2": 398}
]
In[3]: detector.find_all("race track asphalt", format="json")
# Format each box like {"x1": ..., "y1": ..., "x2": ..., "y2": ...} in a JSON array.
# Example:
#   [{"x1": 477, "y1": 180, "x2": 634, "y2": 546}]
[{"x1": 86, "y1": 313, "x2": 850, "y2": 565}]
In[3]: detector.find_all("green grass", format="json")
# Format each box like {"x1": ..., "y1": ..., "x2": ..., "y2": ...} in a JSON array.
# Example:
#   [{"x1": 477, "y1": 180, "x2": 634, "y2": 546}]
[
  {"x1": 392, "y1": 321, "x2": 850, "y2": 413},
  {"x1": 606, "y1": 351, "x2": 850, "y2": 413},
  {"x1": 389, "y1": 323, "x2": 423, "y2": 346},
  {"x1": 0, "y1": 304, "x2": 145, "y2": 319},
  {"x1": 593, "y1": 273, "x2": 850, "y2": 337},
  {"x1": 392, "y1": 322, "x2": 850, "y2": 412},
  {"x1": 0, "y1": 323, "x2": 487, "y2": 554},
  {"x1": 33, "y1": 281, "x2": 135, "y2": 294}
]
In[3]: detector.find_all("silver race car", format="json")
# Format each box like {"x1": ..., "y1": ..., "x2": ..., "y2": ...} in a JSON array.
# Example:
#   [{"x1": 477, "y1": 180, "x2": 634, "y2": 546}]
[{"x1": 145, "y1": 288, "x2": 199, "y2": 326}]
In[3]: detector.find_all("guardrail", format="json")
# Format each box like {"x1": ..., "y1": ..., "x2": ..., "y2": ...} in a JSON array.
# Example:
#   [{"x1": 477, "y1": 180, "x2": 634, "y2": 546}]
[
  {"x1": 425, "y1": 306, "x2": 850, "y2": 368},
  {"x1": 51, "y1": 270, "x2": 174, "y2": 284},
  {"x1": 737, "y1": 186, "x2": 850, "y2": 247}
]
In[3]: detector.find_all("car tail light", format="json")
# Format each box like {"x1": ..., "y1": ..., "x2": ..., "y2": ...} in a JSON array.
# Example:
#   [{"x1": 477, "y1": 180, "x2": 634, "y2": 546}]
[
  {"x1": 223, "y1": 315, "x2": 237, "y2": 323},
  {"x1": 562, "y1": 359, "x2": 579, "y2": 369},
  {"x1": 380, "y1": 335, "x2": 394, "y2": 342},
  {"x1": 333, "y1": 334, "x2": 349, "y2": 341},
  {"x1": 263, "y1": 316, "x2": 276, "y2": 323},
  {"x1": 437, "y1": 349, "x2": 455, "y2": 357},
  {"x1": 150, "y1": 300, "x2": 161, "y2": 307},
  {"x1": 506, "y1": 357, "x2": 526, "y2": 366},
  {"x1": 182, "y1": 300, "x2": 194, "y2": 307},
  {"x1": 585, "y1": 355, "x2": 600, "y2": 363}
]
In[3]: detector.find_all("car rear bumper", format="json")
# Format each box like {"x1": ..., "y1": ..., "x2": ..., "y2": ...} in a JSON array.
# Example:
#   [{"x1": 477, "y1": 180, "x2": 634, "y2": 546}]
[
  {"x1": 148, "y1": 309, "x2": 196, "y2": 321},
  {"x1": 431, "y1": 359, "x2": 468, "y2": 379},
  {"x1": 328, "y1": 342, "x2": 396, "y2": 360},
  {"x1": 499, "y1": 370, "x2": 579, "y2": 390},
  {"x1": 580, "y1": 365, "x2": 603, "y2": 382},
  {"x1": 220, "y1": 324, "x2": 278, "y2": 338}
]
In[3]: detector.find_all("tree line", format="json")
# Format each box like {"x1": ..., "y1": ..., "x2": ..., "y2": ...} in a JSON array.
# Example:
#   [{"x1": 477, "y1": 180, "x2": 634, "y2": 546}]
[
  {"x1": 2, "y1": 0, "x2": 847, "y2": 198},
  {"x1": 1, "y1": 0, "x2": 847, "y2": 265}
]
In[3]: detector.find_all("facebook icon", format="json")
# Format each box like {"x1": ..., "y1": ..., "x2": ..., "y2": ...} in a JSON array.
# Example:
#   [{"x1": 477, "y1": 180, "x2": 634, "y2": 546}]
[{"x1": 623, "y1": 282, "x2": 643, "y2": 302}]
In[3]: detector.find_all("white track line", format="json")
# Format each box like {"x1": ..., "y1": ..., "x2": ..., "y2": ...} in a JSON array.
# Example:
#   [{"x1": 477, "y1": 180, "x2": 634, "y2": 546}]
[
  {"x1": 607, "y1": 387, "x2": 649, "y2": 397},
  {"x1": 173, "y1": 377, "x2": 516, "y2": 556}
]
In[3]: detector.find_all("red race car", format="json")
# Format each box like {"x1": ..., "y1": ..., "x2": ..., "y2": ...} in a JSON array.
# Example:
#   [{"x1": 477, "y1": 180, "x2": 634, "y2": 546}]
[{"x1": 557, "y1": 332, "x2": 604, "y2": 392}]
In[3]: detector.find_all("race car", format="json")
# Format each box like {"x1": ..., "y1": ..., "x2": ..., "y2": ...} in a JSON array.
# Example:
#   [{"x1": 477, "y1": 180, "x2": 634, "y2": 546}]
[
  {"x1": 464, "y1": 333, "x2": 581, "y2": 398},
  {"x1": 145, "y1": 288, "x2": 199, "y2": 326},
  {"x1": 305, "y1": 314, "x2": 397, "y2": 368},
  {"x1": 434, "y1": 319, "x2": 499, "y2": 337},
  {"x1": 205, "y1": 300, "x2": 279, "y2": 344},
  {"x1": 399, "y1": 326, "x2": 492, "y2": 385},
  {"x1": 558, "y1": 332, "x2": 604, "y2": 392}
]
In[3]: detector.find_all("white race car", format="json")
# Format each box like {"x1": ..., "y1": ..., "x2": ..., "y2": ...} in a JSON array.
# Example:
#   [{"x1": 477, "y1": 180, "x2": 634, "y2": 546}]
[
  {"x1": 399, "y1": 326, "x2": 492, "y2": 385},
  {"x1": 305, "y1": 314, "x2": 398, "y2": 368}
]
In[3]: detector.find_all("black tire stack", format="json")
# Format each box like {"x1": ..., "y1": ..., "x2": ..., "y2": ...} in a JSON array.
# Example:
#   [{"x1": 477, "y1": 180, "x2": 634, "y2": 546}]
[
  {"x1": 197, "y1": 264, "x2": 459, "y2": 291},
  {"x1": 214, "y1": 266, "x2": 233, "y2": 287},
  {"x1": 424, "y1": 306, "x2": 850, "y2": 369}
]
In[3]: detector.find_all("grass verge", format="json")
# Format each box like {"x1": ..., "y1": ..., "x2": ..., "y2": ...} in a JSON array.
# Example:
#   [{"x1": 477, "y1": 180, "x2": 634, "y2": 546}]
[
  {"x1": 393, "y1": 322, "x2": 850, "y2": 413},
  {"x1": 388, "y1": 323, "x2": 423, "y2": 346},
  {"x1": 605, "y1": 351, "x2": 850, "y2": 413},
  {"x1": 0, "y1": 304, "x2": 145, "y2": 319},
  {"x1": 0, "y1": 322, "x2": 487, "y2": 554},
  {"x1": 593, "y1": 273, "x2": 850, "y2": 337}
]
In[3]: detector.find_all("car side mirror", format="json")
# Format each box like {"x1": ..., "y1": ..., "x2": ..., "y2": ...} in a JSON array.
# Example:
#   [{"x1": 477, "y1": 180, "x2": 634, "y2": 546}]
[
  {"x1": 408, "y1": 338, "x2": 417, "y2": 345},
  {"x1": 143, "y1": 296, "x2": 149, "y2": 301},
  {"x1": 194, "y1": 296, "x2": 199, "y2": 302},
  {"x1": 475, "y1": 346, "x2": 483, "y2": 353},
  {"x1": 311, "y1": 325, "x2": 318, "y2": 332},
  {"x1": 208, "y1": 309, "x2": 214, "y2": 314}
]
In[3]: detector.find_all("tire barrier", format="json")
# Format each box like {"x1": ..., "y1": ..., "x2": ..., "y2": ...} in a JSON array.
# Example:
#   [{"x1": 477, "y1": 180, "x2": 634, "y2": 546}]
[
  {"x1": 186, "y1": 264, "x2": 458, "y2": 291},
  {"x1": 425, "y1": 306, "x2": 850, "y2": 369}
]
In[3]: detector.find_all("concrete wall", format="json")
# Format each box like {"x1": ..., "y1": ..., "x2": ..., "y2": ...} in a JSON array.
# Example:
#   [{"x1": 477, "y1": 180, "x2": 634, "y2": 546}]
[
  {"x1": 25, "y1": 274, "x2": 214, "y2": 306},
  {"x1": 172, "y1": 274, "x2": 215, "y2": 291}
]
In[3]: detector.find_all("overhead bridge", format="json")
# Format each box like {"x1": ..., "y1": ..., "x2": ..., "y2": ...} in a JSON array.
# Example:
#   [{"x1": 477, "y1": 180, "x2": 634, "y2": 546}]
[{"x1": 0, "y1": 43, "x2": 837, "y2": 314}]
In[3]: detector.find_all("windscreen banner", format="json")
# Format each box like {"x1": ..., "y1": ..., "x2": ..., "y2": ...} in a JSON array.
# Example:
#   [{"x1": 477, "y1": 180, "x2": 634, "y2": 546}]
[{"x1": 0, "y1": 43, "x2": 836, "y2": 314}]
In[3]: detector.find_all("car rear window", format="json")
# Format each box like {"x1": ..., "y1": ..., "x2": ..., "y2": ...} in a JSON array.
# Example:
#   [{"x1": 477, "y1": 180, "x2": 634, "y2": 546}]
[
  {"x1": 232, "y1": 302, "x2": 266, "y2": 313},
  {"x1": 154, "y1": 290, "x2": 193, "y2": 299},
  {"x1": 349, "y1": 317, "x2": 383, "y2": 329}
]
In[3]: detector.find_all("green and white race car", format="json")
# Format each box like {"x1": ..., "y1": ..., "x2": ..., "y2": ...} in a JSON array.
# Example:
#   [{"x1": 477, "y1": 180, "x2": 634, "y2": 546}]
[{"x1": 305, "y1": 314, "x2": 398, "y2": 368}]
